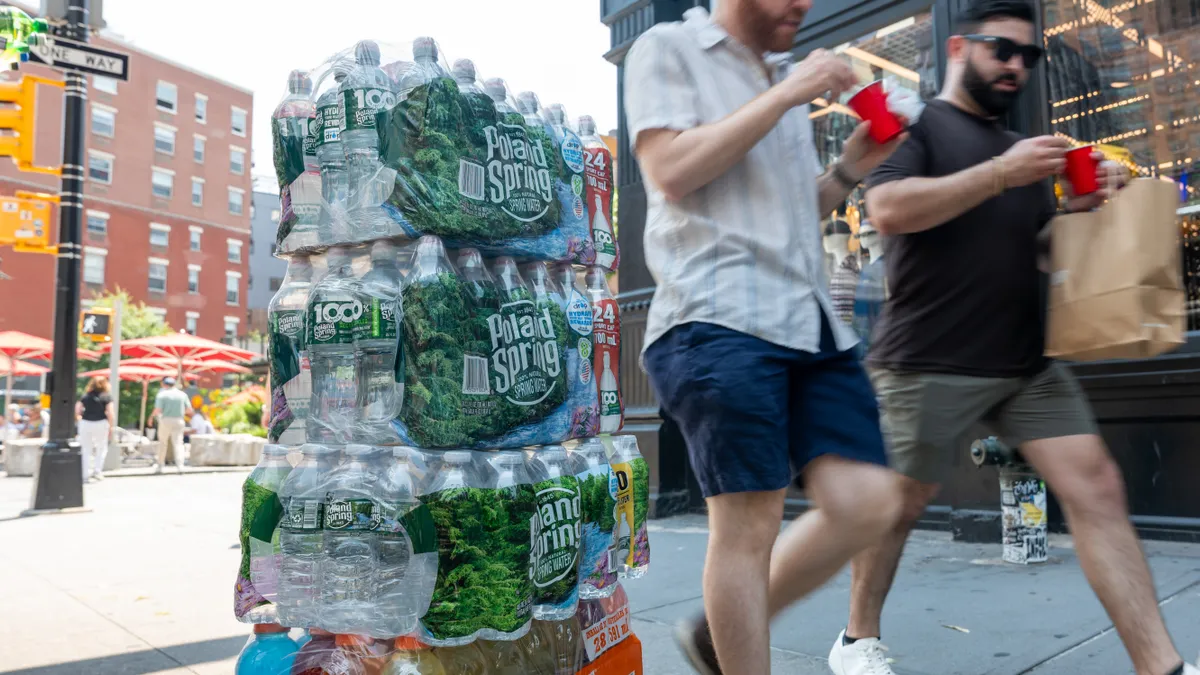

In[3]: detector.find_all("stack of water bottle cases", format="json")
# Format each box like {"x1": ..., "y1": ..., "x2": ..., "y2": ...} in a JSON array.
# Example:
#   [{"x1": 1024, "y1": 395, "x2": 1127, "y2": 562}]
[{"x1": 233, "y1": 36, "x2": 651, "y2": 675}]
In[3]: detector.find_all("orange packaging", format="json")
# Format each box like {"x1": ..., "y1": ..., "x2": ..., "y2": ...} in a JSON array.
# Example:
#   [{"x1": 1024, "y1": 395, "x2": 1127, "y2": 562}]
[{"x1": 577, "y1": 634, "x2": 642, "y2": 675}]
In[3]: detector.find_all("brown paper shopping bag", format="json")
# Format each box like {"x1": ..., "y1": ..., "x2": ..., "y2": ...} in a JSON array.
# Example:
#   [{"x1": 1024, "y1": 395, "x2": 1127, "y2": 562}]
[{"x1": 1045, "y1": 178, "x2": 1185, "y2": 361}]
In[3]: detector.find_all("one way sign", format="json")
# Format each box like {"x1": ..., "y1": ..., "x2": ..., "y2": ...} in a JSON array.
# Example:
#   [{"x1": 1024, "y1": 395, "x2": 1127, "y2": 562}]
[{"x1": 28, "y1": 36, "x2": 129, "y2": 81}]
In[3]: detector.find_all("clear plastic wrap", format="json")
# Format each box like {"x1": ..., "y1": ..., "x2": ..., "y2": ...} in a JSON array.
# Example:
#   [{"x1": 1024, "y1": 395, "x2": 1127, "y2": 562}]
[
  {"x1": 527, "y1": 445, "x2": 583, "y2": 622},
  {"x1": 603, "y1": 437, "x2": 649, "y2": 579},
  {"x1": 569, "y1": 438, "x2": 618, "y2": 599},
  {"x1": 273, "y1": 39, "x2": 617, "y2": 268},
  {"x1": 235, "y1": 445, "x2": 294, "y2": 624},
  {"x1": 268, "y1": 257, "x2": 315, "y2": 444}
]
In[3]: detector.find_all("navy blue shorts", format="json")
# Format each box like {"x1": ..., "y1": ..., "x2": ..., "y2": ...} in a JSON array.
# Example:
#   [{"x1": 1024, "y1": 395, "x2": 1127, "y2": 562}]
[{"x1": 644, "y1": 317, "x2": 888, "y2": 498}]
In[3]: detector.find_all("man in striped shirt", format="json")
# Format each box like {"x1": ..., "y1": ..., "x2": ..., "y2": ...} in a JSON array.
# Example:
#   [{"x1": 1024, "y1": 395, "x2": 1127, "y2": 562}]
[{"x1": 623, "y1": 1, "x2": 909, "y2": 673}]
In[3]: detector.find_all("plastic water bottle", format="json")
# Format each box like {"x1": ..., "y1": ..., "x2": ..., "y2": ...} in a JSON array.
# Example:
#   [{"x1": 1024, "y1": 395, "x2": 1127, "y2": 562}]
[
  {"x1": 314, "y1": 59, "x2": 353, "y2": 246},
  {"x1": 569, "y1": 438, "x2": 618, "y2": 599},
  {"x1": 483, "y1": 78, "x2": 521, "y2": 122},
  {"x1": 537, "y1": 618, "x2": 584, "y2": 675},
  {"x1": 479, "y1": 639, "x2": 531, "y2": 675},
  {"x1": 375, "y1": 447, "x2": 439, "y2": 638},
  {"x1": 277, "y1": 444, "x2": 335, "y2": 630},
  {"x1": 384, "y1": 637, "x2": 447, "y2": 675},
  {"x1": 306, "y1": 246, "x2": 362, "y2": 444},
  {"x1": 516, "y1": 91, "x2": 545, "y2": 130},
  {"x1": 268, "y1": 256, "x2": 314, "y2": 445},
  {"x1": 321, "y1": 444, "x2": 380, "y2": 635},
  {"x1": 434, "y1": 643, "x2": 488, "y2": 675},
  {"x1": 341, "y1": 40, "x2": 398, "y2": 238},
  {"x1": 420, "y1": 451, "x2": 484, "y2": 648},
  {"x1": 236, "y1": 624, "x2": 300, "y2": 675},
  {"x1": 399, "y1": 36, "x2": 449, "y2": 99},
  {"x1": 528, "y1": 446, "x2": 583, "y2": 622},
  {"x1": 355, "y1": 240, "x2": 402, "y2": 444},
  {"x1": 476, "y1": 451, "x2": 535, "y2": 642},
  {"x1": 236, "y1": 444, "x2": 294, "y2": 625},
  {"x1": 272, "y1": 70, "x2": 321, "y2": 250}
]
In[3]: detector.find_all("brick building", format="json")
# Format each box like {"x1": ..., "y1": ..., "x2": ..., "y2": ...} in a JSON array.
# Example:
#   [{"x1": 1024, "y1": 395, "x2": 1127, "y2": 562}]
[
  {"x1": 246, "y1": 190, "x2": 287, "y2": 336},
  {"x1": 0, "y1": 13, "x2": 254, "y2": 346}
]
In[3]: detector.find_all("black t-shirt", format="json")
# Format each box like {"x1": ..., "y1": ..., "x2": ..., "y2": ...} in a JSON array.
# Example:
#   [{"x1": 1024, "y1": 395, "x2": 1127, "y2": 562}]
[
  {"x1": 865, "y1": 100, "x2": 1055, "y2": 377},
  {"x1": 80, "y1": 391, "x2": 112, "y2": 422}
]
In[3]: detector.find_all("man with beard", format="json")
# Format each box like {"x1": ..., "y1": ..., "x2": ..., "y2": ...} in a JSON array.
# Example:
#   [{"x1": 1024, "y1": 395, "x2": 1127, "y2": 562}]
[
  {"x1": 622, "y1": 1, "x2": 911, "y2": 674},
  {"x1": 825, "y1": 1, "x2": 1197, "y2": 675}
]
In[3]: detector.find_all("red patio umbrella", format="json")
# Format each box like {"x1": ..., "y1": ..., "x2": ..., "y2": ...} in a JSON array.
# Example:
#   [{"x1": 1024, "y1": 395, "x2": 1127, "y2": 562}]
[
  {"x1": 118, "y1": 357, "x2": 252, "y2": 374},
  {"x1": 104, "y1": 332, "x2": 257, "y2": 364},
  {"x1": 79, "y1": 365, "x2": 199, "y2": 434},
  {"x1": 0, "y1": 354, "x2": 50, "y2": 377}
]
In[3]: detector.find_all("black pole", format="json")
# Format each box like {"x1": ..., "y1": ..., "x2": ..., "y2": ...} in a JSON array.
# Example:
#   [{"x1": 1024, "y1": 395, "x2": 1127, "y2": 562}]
[{"x1": 32, "y1": 0, "x2": 89, "y2": 512}]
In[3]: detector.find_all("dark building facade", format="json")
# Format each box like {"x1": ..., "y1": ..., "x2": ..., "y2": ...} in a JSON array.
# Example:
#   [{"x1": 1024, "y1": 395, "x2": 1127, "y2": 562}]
[{"x1": 601, "y1": 0, "x2": 1200, "y2": 540}]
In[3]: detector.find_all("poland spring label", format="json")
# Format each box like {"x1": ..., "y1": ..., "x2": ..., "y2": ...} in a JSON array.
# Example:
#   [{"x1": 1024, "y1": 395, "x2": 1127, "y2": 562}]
[
  {"x1": 531, "y1": 476, "x2": 583, "y2": 606},
  {"x1": 462, "y1": 123, "x2": 553, "y2": 222},
  {"x1": 488, "y1": 299, "x2": 562, "y2": 407},
  {"x1": 309, "y1": 298, "x2": 363, "y2": 345},
  {"x1": 343, "y1": 87, "x2": 397, "y2": 132}
]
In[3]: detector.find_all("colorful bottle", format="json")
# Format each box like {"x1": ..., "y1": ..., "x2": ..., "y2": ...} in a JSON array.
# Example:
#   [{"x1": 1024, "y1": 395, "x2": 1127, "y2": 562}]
[
  {"x1": 237, "y1": 624, "x2": 300, "y2": 675},
  {"x1": 579, "y1": 115, "x2": 618, "y2": 269},
  {"x1": 383, "y1": 637, "x2": 446, "y2": 675},
  {"x1": 608, "y1": 436, "x2": 650, "y2": 579},
  {"x1": 0, "y1": 7, "x2": 47, "y2": 68},
  {"x1": 586, "y1": 268, "x2": 622, "y2": 433},
  {"x1": 235, "y1": 445, "x2": 294, "y2": 624}
]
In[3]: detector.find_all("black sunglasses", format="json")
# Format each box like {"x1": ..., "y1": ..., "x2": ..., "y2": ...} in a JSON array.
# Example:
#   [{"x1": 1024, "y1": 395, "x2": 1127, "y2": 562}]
[{"x1": 962, "y1": 34, "x2": 1044, "y2": 68}]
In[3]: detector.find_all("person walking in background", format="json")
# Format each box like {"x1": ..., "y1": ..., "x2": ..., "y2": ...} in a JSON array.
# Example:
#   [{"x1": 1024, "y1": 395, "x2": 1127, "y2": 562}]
[
  {"x1": 824, "y1": 2, "x2": 1196, "y2": 675},
  {"x1": 76, "y1": 376, "x2": 114, "y2": 482},
  {"x1": 151, "y1": 377, "x2": 192, "y2": 475},
  {"x1": 622, "y1": 1, "x2": 910, "y2": 674}
]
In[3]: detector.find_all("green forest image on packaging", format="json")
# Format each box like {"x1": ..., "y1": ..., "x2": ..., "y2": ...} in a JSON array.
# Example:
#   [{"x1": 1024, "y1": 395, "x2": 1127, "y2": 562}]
[
  {"x1": 531, "y1": 475, "x2": 582, "y2": 608},
  {"x1": 421, "y1": 482, "x2": 536, "y2": 641}
]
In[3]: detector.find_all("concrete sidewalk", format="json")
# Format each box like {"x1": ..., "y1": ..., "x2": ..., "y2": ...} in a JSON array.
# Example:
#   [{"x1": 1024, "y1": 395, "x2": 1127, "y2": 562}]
[{"x1": 1, "y1": 472, "x2": 1199, "y2": 674}]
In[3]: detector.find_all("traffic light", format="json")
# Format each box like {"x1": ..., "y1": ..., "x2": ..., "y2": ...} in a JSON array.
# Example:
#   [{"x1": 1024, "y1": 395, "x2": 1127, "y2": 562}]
[
  {"x1": 0, "y1": 190, "x2": 56, "y2": 254},
  {"x1": 81, "y1": 307, "x2": 113, "y2": 342},
  {"x1": 0, "y1": 74, "x2": 62, "y2": 175}
]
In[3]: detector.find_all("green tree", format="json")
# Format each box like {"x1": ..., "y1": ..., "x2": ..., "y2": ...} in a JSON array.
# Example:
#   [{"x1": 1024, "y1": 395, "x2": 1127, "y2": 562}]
[{"x1": 77, "y1": 288, "x2": 173, "y2": 429}]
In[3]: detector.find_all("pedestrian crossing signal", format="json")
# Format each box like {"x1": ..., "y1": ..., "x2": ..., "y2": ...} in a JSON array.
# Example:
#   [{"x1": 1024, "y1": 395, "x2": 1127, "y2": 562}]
[{"x1": 81, "y1": 308, "x2": 113, "y2": 342}]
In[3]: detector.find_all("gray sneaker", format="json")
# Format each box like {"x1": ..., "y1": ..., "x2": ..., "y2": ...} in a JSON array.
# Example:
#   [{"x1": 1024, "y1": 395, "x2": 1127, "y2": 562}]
[{"x1": 676, "y1": 616, "x2": 722, "y2": 675}]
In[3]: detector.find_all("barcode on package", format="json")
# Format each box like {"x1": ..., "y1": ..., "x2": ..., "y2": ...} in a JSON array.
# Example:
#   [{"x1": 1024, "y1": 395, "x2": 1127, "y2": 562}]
[
  {"x1": 302, "y1": 500, "x2": 319, "y2": 529},
  {"x1": 458, "y1": 160, "x2": 486, "y2": 200},
  {"x1": 462, "y1": 355, "x2": 491, "y2": 395}
]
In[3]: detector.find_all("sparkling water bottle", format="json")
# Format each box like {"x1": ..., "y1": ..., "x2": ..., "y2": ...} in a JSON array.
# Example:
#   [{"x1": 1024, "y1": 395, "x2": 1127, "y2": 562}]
[
  {"x1": 341, "y1": 40, "x2": 398, "y2": 239},
  {"x1": 375, "y1": 447, "x2": 439, "y2": 638},
  {"x1": 314, "y1": 59, "x2": 353, "y2": 246},
  {"x1": 307, "y1": 246, "x2": 363, "y2": 444},
  {"x1": 355, "y1": 240, "x2": 403, "y2": 443},
  {"x1": 321, "y1": 444, "x2": 381, "y2": 635},
  {"x1": 268, "y1": 256, "x2": 314, "y2": 445},
  {"x1": 277, "y1": 444, "x2": 336, "y2": 629}
]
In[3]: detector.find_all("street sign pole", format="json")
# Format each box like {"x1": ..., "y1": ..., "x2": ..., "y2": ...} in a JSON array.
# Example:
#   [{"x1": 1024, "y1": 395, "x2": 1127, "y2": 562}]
[{"x1": 32, "y1": 0, "x2": 88, "y2": 512}]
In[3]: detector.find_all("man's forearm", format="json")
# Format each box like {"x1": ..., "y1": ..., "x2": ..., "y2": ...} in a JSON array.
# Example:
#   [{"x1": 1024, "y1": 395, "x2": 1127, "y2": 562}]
[
  {"x1": 867, "y1": 161, "x2": 997, "y2": 235},
  {"x1": 817, "y1": 169, "x2": 855, "y2": 217},
  {"x1": 640, "y1": 87, "x2": 793, "y2": 202}
]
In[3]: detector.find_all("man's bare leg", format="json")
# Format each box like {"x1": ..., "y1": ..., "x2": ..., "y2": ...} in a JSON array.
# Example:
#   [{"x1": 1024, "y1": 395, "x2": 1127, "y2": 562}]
[
  {"x1": 1023, "y1": 434, "x2": 1183, "y2": 675},
  {"x1": 845, "y1": 479, "x2": 939, "y2": 639},
  {"x1": 767, "y1": 456, "x2": 904, "y2": 619},
  {"x1": 705, "y1": 488, "x2": 788, "y2": 675}
]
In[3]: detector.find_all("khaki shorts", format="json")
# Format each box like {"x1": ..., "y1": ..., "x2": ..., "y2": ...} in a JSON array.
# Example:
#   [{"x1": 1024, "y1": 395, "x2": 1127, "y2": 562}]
[{"x1": 870, "y1": 362, "x2": 1098, "y2": 484}]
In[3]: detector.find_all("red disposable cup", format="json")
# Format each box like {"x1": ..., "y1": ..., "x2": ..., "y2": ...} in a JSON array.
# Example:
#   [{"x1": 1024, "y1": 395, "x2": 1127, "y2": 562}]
[
  {"x1": 847, "y1": 81, "x2": 905, "y2": 144},
  {"x1": 1065, "y1": 145, "x2": 1100, "y2": 196}
]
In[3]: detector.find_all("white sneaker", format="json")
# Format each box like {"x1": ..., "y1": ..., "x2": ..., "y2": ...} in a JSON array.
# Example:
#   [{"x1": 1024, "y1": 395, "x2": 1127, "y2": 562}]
[{"x1": 829, "y1": 630, "x2": 896, "y2": 675}]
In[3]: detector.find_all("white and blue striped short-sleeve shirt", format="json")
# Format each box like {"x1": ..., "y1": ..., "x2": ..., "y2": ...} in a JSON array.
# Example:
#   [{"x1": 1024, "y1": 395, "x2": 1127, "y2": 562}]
[{"x1": 624, "y1": 7, "x2": 859, "y2": 355}]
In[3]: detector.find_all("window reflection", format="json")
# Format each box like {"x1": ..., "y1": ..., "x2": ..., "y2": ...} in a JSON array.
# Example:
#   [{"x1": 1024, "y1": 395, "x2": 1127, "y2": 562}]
[{"x1": 1043, "y1": 0, "x2": 1200, "y2": 327}]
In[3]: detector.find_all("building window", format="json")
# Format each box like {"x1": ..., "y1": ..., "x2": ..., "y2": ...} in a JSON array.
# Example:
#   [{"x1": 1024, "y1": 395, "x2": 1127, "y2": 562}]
[
  {"x1": 186, "y1": 312, "x2": 199, "y2": 334},
  {"x1": 149, "y1": 223, "x2": 170, "y2": 248},
  {"x1": 195, "y1": 93, "x2": 208, "y2": 124},
  {"x1": 269, "y1": 276, "x2": 283, "y2": 292},
  {"x1": 231, "y1": 106, "x2": 248, "y2": 137},
  {"x1": 192, "y1": 177, "x2": 204, "y2": 206},
  {"x1": 228, "y1": 187, "x2": 245, "y2": 215},
  {"x1": 152, "y1": 168, "x2": 174, "y2": 199},
  {"x1": 92, "y1": 75, "x2": 118, "y2": 94},
  {"x1": 227, "y1": 239, "x2": 243, "y2": 263},
  {"x1": 154, "y1": 124, "x2": 176, "y2": 155},
  {"x1": 86, "y1": 211, "x2": 109, "y2": 238},
  {"x1": 156, "y1": 81, "x2": 178, "y2": 113},
  {"x1": 83, "y1": 248, "x2": 106, "y2": 285},
  {"x1": 226, "y1": 272, "x2": 241, "y2": 305},
  {"x1": 230, "y1": 147, "x2": 246, "y2": 175},
  {"x1": 270, "y1": 209, "x2": 280, "y2": 223},
  {"x1": 91, "y1": 105, "x2": 115, "y2": 138},
  {"x1": 224, "y1": 316, "x2": 239, "y2": 338},
  {"x1": 193, "y1": 135, "x2": 205, "y2": 163},
  {"x1": 148, "y1": 259, "x2": 168, "y2": 293},
  {"x1": 87, "y1": 150, "x2": 114, "y2": 184},
  {"x1": 188, "y1": 265, "x2": 201, "y2": 294},
  {"x1": 189, "y1": 226, "x2": 202, "y2": 251}
]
